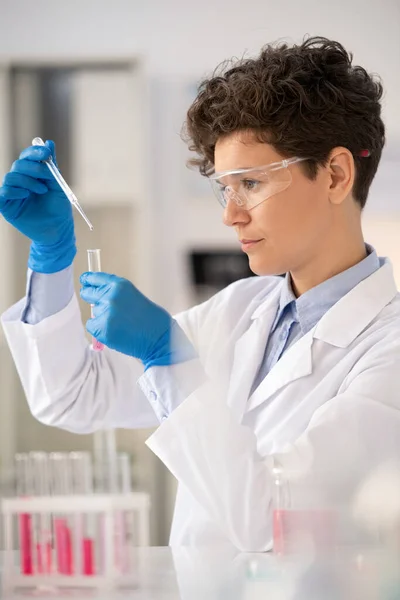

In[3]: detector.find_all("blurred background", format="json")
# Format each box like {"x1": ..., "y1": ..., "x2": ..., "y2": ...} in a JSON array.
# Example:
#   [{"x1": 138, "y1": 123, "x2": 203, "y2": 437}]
[{"x1": 0, "y1": 0, "x2": 398, "y2": 545}]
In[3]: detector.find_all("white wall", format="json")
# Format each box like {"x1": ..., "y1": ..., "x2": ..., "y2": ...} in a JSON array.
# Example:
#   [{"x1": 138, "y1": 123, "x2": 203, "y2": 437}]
[{"x1": 0, "y1": 0, "x2": 399, "y2": 141}]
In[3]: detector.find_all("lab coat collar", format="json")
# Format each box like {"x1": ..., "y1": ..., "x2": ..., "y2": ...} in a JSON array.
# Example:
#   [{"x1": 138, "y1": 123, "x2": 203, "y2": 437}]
[
  {"x1": 245, "y1": 259, "x2": 397, "y2": 413},
  {"x1": 251, "y1": 277, "x2": 285, "y2": 321},
  {"x1": 250, "y1": 259, "x2": 397, "y2": 347},
  {"x1": 313, "y1": 258, "x2": 397, "y2": 348}
]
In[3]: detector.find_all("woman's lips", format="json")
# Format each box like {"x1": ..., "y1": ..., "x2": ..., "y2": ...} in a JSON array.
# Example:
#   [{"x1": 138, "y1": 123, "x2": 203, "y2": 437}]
[{"x1": 240, "y1": 239, "x2": 263, "y2": 251}]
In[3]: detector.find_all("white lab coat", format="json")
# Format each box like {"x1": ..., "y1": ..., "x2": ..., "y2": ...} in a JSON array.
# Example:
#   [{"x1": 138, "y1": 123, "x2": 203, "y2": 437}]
[{"x1": 2, "y1": 259, "x2": 400, "y2": 551}]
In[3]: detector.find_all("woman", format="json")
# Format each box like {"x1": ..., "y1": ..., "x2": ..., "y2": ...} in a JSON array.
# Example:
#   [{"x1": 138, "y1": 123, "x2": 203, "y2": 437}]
[{"x1": 1, "y1": 36, "x2": 399, "y2": 551}]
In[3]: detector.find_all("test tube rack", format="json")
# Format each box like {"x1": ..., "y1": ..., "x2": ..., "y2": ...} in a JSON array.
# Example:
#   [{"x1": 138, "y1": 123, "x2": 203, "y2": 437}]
[{"x1": 1, "y1": 492, "x2": 150, "y2": 594}]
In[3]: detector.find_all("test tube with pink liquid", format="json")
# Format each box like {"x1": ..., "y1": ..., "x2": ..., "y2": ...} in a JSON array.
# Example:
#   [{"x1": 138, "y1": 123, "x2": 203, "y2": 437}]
[
  {"x1": 272, "y1": 463, "x2": 336, "y2": 555},
  {"x1": 29, "y1": 452, "x2": 52, "y2": 574},
  {"x1": 87, "y1": 248, "x2": 104, "y2": 351},
  {"x1": 69, "y1": 452, "x2": 96, "y2": 576},
  {"x1": 15, "y1": 454, "x2": 34, "y2": 576},
  {"x1": 49, "y1": 453, "x2": 74, "y2": 575}
]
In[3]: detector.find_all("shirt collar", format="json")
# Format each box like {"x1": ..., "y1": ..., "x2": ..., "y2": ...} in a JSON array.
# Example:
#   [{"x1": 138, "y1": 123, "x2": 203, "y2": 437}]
[{"x1": 272, "y1": 244, "x2": 381, "y2": 335}]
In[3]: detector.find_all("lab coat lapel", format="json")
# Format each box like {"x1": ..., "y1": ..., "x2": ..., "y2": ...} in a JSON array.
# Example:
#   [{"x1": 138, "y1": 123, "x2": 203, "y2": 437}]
[
  {"x1": 247, "y1": 330, "x2": 314, "y2": 411},
  {"x1": 226, "y1": 286, "x2": 281, "y2": 422},
  {"x1": 312, "y1": 261, "x2": 397, "y2": 347}
]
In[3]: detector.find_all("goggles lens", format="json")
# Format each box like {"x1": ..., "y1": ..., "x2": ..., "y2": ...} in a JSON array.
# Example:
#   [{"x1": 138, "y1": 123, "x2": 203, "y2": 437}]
[{"x1": 209, "y1": 158, "x2": 306, "y2": 210}]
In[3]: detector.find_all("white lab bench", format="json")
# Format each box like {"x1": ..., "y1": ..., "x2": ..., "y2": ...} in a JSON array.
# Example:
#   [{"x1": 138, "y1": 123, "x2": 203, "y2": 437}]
[{"x1": 2, "y1": 545, "x2": 400, "y2": 599}]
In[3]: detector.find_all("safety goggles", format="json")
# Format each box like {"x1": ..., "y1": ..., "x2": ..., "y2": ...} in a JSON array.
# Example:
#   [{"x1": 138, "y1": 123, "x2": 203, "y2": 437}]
[{"x1": 208, "y1": 157, "x2": 309, "y2": 210}]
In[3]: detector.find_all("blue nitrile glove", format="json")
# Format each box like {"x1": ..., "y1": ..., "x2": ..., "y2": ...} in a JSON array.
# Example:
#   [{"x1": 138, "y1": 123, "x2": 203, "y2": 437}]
[
  {"x1": 80, "y1": 272, "x2": 197, "y2": 369},
  {"x1": 0, "y1": 141, "x2": 76, "y2": 273}
]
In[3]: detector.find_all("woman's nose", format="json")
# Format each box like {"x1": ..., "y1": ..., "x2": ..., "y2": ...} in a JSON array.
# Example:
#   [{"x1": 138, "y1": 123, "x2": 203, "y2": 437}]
[{"x1": 223, "y1": 198, "x2": 251, "y2": 227}]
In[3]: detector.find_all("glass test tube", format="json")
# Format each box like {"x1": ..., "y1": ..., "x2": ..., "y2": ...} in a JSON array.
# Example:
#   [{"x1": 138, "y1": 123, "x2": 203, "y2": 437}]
[
  {"x1": 69, "y1": 452, "x2": 95, "y2": 576},
  {"x1": 69, "y1": 452, "x2": 93, "y2": 495},
  {"x1": 118, "y1": 453, "x2": 132, "y2": 494},
  {"x1": 15, "y1": 453, "x2": 34, "y2": 497},
  {"x1": 49, "y1": 453, "x2": 73, "y2": 496},
  {"x1": 87, "y1": 249, "x2": 104, "y2": 352},
  {"x1": 15, "y1": 454, "x2": 34, "y2": 575},
  {"x1": 272, "y1": 464, "x2": 291, "y2": 555},
  {"x1": 93, "y1": 431, "x2": 119, "y2": 575},
  {"x1": 49, "y1": 453, "x2": 73, "y2": 575},
  {"x1": 118, "y1": 453, "x2": 133, "y2": 572},
  {"x1": 93, "y1": 430, "x2": 118, "y2": 493},
  {"x1": 29, "y1": 452, "x2": 52, "y2": 574}
]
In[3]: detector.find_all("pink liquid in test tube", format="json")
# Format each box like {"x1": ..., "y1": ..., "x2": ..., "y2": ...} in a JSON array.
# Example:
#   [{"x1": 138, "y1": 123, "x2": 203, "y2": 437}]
[
  {"x1": 87, "y1": 249, "x2": 105, "y2": 351},
  {"x1": 82, "y1": 538, "x2": 95, "y2": 575},
  {"x1": 15, "y1": 455, "x2": 35, "y2": 576},
  {"x1": 36, "y1": 542, "x2": 52, "y2": 574},
  {"x1": 273, "y1": 509, "x2": 336, "y2": 555},
  {"x1": 19, "y1": 513, "x2": 33, "y2": 575},
  {"x1": 55, "y1": 519, "x2": 73, "y2": 575}
]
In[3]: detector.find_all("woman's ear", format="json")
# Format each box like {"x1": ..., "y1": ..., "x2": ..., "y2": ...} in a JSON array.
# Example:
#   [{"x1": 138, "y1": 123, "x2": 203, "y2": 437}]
[{"x1": 328, "y1": 147, "x2": 355, "y2": 205}]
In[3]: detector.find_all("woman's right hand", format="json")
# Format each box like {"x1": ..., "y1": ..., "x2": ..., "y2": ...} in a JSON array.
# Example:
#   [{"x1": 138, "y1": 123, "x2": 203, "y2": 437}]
[{"x1": 0, "y1": 140, "x2": 76, "y2": 273}]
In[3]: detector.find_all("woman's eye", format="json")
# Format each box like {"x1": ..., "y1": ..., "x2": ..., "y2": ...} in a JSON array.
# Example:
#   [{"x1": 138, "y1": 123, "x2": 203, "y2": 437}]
[{"x1": 242, "y1": 179, "x2": 260, "y2": 191}]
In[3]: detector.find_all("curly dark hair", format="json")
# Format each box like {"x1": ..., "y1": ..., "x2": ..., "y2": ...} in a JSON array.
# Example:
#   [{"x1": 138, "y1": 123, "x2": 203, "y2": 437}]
[{"x1": 183, "y1": 36, "x2": 385, "y2": 208}]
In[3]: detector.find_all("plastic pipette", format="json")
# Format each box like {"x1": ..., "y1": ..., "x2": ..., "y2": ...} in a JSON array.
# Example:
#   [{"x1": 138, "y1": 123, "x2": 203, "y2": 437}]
[{"x1": 32, "y1": 137, "x2": 94, "y2": 231}]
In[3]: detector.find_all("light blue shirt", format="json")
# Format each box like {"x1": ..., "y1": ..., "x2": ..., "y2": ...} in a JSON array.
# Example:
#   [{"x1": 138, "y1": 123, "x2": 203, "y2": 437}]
[
  {"x1": 22, "y1": 266, "x2": 75, "y2": 325},
  {"x1": 22, "y1": 245, "x2": 380, "y2": 414}
]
